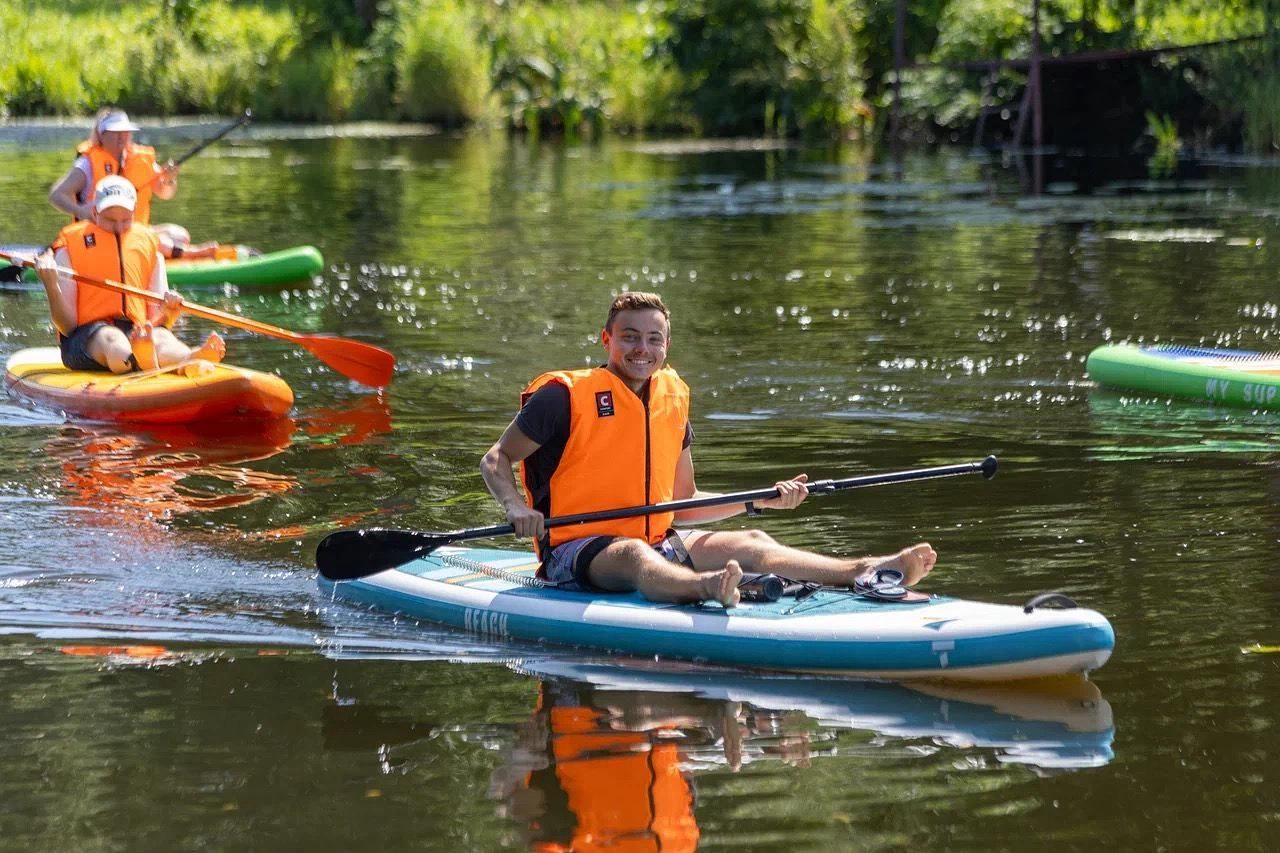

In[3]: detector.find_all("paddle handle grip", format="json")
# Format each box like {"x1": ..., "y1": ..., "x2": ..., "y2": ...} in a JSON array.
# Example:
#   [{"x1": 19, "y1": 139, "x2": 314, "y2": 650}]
[{"x1": 815, "y1": 455, "x2": 998, "y2": 493}]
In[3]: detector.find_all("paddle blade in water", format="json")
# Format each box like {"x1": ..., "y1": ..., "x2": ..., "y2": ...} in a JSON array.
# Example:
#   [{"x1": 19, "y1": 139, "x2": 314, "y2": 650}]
[
  {"x1": 316, "y1": 528, "x2": 448, "y2": 580},
  {"x1": 300, "y1": 336, "x2": 396, "y2": 388}
]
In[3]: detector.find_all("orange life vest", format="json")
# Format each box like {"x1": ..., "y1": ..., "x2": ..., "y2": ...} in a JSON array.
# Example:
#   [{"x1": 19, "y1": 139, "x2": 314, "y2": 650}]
[
  {"x1": 520, "y1": 367, "x2": 689, "y2": 552},
  {"x1": 52, "y1": 220, "x2": 157, "y2": 326},
  {"x1": 535, "y1": 704, "x2": 699, "y2": 853},
  {"x1": 77, "y1": 141, "x2": 159, "y2": 224}
]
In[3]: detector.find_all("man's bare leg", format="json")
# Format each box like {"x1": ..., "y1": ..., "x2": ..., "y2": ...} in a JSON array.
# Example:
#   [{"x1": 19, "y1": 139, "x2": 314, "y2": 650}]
[
  {"x1": 87, "y1": 326, "x2": 135, "y2": 374},
  {"x1": 145, "y1": 327, "x2": 225, "y2": 368},
  {"x1": 587, "y1": 539, "x2": 742, "y2": 607},
  {"x1": 684, "y1": 529, "x2": 937, "y2": 587}
]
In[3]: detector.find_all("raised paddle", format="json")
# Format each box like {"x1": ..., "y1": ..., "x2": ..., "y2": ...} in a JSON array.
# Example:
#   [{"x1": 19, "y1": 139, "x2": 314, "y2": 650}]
[
  {"x1": 315, "y1": 455, "x2": 999, "y2": 581},
  {"x1": 165, "y1": 109, "x2": 253, "y2": 171},
  {"x1": 1, "y1": 250, "x2": 395, "y2": 388}
]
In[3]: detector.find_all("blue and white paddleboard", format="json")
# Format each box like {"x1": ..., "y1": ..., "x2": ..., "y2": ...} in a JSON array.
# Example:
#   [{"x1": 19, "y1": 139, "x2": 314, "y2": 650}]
[{"x1": 321, "y1": 546, "x2": 1115, "y2": 682}]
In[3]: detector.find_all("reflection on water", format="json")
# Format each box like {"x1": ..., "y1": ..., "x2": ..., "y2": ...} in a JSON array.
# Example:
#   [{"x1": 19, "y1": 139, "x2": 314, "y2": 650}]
[
  {"x1": 29, "y1": 393, "x2": 395, "y2": 522},
  {"x1": 46, "y1": 420, "x2": 297, "y2": 519},
  {"x1": 1087, "y1": 391, "x2": 1280, "y2": 459},
  {"x1": 508, "y1": 659, "x2": 1114, "y2": 771},
  {"x1": 296, "y1": 393, "x2": 394, "y2": 448},
  {"x1": 321, "y1": 656, "x2": 1111, "y2": 852}
]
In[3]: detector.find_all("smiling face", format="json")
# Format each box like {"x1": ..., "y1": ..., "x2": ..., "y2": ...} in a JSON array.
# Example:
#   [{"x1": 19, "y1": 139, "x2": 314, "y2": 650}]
[{"x1": 602, "y1": 307, "x2": 670, "y2": 391}]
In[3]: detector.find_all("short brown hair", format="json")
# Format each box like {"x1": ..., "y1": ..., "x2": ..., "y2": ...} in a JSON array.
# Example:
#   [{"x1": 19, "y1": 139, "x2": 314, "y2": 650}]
[{"x1": 605, "y1": 291, "x2": 670, "y2": 332}]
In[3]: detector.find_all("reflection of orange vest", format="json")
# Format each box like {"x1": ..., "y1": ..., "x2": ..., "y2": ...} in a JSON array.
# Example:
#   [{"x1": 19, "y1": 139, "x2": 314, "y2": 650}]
[
  {"x1": 77, "y1": 142, "x2": 158, "y2": 224},
  {"x1": 53, "y1": 220, "x2": 156, "y2": 326},
  {"x1": 540, "y1": 705, "x2": 699, "y2": 853},
  {"x1": 520, "y1": 367, "x2": 689, "y2": 551}
]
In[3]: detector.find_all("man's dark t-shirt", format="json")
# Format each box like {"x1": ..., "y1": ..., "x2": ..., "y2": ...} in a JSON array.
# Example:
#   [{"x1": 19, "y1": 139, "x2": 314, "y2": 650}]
[{"x1": 515, "y1": 379, "x2": 693, "y2": 518}]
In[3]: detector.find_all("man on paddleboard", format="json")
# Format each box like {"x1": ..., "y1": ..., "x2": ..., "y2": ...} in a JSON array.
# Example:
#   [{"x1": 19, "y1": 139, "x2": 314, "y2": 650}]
[
  {"x1": 47, "y1": 108, "x2": 221, "y2": 261},
  {"x1": 34, "y1": 175, "x2": 225, "y2": 374},
  {"x1": 480, "y1": 291, "x2": 936, "y2": 608}
]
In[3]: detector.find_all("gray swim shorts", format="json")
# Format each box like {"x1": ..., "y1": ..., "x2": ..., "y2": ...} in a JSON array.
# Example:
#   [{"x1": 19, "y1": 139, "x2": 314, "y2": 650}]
[{"x1": 544, "y1": 530, "x2": 695, "y2": 590}]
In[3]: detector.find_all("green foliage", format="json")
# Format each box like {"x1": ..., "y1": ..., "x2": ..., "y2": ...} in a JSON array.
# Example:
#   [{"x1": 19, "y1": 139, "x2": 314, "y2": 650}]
[
  {"x1": 1242, "y1": 66, "x2": 1280, "y2": 153},
  {"x1": 0, "y1": 5, "x2": 132, "y2": 115},
  {"x1": 776, "y1": 0, "x2": 868, "y2": 137},
  {"x1": 929, "y1": 0, "x2": 1030, "y2": 63},
  {"x1": 396, "y1": 0, "x2": 490, "y2": 126},
  {"x1": 290, "y1": 0, "x2": 383, "y2": 47},
  {"x1": 3, "y1": 0, "x2": 1278, "y2": 148},
  {"x1": 350, "y1": 4, "x2": 402, "y2": 119},
  {"x1": 664, "y1": 0, "x2": 794, "y2": 134},
  {"x1": 663, "y1": 0, "x2": 867, "y2": 137},
  {"x1": 1144, "y1": 111, "x2": 1180, "y2": 175},
  {"x1": 273, "y1": 41, "x2": 360, "y2": 121},
  {"x1": 123, "y1": 3, "x2": 295, "y2": 114},
  {"x1": 482, "y1": 1, "x2": 682, "y2": 136}
]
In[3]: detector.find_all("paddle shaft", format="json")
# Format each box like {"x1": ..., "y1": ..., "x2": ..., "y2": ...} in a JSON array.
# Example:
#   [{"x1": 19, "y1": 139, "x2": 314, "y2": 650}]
[
  {"x1": 0, "y1": 249, "x2": 396, "y2": 388},
  {"x1": 1, "y1": 250, "x2": 304, "y2": 344},
  {"x1": 167, "y1": 110, "x2": 252, "y2": 169},
  {"x1": 421, "y1": 456, "x2": 998, "y2": 546}
]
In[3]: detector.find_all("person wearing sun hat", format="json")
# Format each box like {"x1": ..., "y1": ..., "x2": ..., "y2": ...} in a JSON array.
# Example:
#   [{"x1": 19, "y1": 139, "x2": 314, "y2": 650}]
[
  {"x1": 33, "y1": 174, "x2": 226, "y2": 375},
  {"x1": 46, "y1": 107, "x2": 223, "y2": 260}
]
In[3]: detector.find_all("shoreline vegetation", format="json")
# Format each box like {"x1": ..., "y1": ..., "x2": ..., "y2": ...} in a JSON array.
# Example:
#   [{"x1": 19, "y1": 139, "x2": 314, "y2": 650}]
[{"x1": 3, "y1": 0, "x2": 1278, "y2": 153}]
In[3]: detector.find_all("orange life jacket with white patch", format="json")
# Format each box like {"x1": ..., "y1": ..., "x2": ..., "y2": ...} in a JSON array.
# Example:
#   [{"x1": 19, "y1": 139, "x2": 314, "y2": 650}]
[
  {"x1": 52, "y1": 220, "x2": 157, "y2": 327},
  {"x1": 520, "y1": 367, "x2": 689, "y2": 554},
  {"x1": 77, "y1": 141, "x2": 159, "y2": 224}
]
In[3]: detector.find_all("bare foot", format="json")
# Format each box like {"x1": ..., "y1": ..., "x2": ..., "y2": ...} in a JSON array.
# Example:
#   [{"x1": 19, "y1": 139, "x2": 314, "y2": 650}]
[
  {"x1": 191, "y1": 332, "x2": 226, "y2": 364},
  {"x1": 179, "y1": 360, "x2": 217, "y2": 378},
  {"x1": 870, "y1": 543, "x2": 937, "y2": 587},
  {"x1": 702, "y1": 559, "x2": 743, "y2": 608},
  {"x1": 129, "y1": 323, "x2": 157, "y2": 371}
]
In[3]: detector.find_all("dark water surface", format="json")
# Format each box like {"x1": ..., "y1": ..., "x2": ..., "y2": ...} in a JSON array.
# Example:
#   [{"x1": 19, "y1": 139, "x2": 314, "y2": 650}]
[{"x1": 1, "y1": 125, "x2": 1278, "y2": 850}]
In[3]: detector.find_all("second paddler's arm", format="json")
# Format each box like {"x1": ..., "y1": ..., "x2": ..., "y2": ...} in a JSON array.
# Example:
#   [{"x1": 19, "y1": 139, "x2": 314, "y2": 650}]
[
  {"x1": 671, "y1": 447, "x2": 811, "y2": 524},
  {"x1": 48, "y1": 165, "x2": 92, "y2": 222},
  {"x1": 480, "y1": 421, "x2": 547, "y2": 539}
]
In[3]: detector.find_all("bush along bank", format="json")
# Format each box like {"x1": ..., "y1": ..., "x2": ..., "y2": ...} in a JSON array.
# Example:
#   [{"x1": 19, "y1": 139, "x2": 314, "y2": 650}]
[{"x1": 2, "y1": 0, "x2": 1277, "y2": 153}]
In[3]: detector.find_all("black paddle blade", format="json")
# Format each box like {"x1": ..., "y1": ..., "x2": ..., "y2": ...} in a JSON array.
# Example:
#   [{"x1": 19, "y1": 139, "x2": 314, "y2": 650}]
[{"x1": 315, "y1": 528, "x2": 447, "y2": 581}]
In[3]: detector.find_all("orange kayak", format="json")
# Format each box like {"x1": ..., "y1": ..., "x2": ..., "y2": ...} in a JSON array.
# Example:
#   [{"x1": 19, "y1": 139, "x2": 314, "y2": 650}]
[{"x1": 4, "y1": 347, "x2": 293, "y2": 424}]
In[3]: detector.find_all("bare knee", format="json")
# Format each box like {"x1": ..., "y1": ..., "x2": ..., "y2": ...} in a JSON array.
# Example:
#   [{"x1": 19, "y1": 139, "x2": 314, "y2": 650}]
[
  {"x1": 588, "y1": 538, "x2": 663, "y2": 591},
  {"x1": 612, "y1": 538, "x2": 655, "y2": 566},
  {"x1": 155, "y1": 224, "x2": 191, "y2": 246},
  {"x1": 740, "y1": 529, "x2": 776, "y2": 547},
  {"x1": 91, "y1": 332, "x2": 134, "y2": 374}
]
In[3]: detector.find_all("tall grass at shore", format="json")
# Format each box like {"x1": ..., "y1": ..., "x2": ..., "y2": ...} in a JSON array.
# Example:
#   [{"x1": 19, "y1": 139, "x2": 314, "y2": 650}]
[
  {"x1": 0, "y1": 2, "x2": 296, "y2": 116},
  {"x1": 2, "y1": 0, "x2": 1275, "y2": 151}
]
